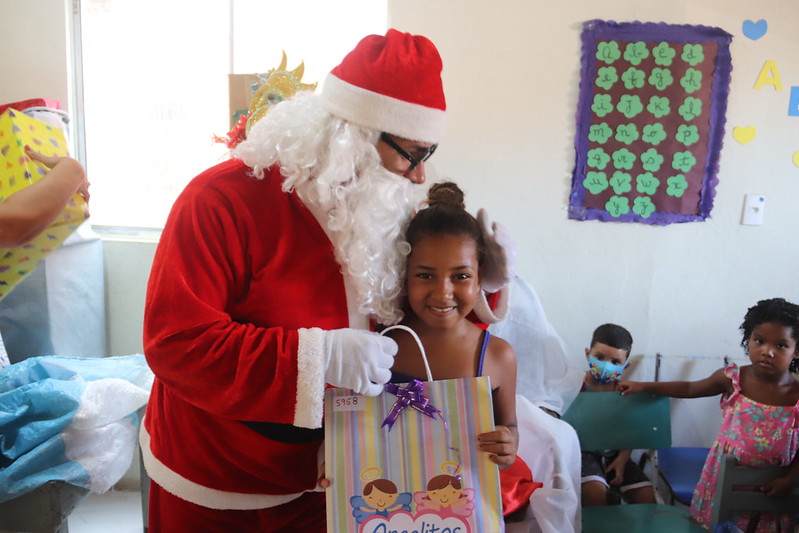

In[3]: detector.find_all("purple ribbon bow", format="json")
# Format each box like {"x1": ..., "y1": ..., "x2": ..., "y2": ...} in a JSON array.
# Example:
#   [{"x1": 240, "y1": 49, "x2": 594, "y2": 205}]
[{"x1": 381, "y1": 379, "x2": 442, "y2": 430}]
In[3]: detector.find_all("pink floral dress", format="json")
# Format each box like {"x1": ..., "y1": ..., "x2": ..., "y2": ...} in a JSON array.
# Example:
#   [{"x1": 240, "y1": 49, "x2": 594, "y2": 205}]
[{"x1": 691, "y1": 364, "x2": 799, "y2": 532}]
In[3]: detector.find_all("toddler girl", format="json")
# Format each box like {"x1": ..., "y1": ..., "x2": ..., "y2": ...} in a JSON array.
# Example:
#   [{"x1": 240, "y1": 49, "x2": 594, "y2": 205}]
[{"x1": 620, "y1": 297, "x2": 799, "y2": 532}]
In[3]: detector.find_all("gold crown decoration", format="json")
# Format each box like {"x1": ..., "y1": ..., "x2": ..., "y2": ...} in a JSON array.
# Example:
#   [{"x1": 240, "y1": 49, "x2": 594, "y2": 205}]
[
  {"x1": 214, "y1": 51, "x2": 318, "y2": 149},
  {"x1": 246, "y1": 51, "x2": 318, "y2": 135}
]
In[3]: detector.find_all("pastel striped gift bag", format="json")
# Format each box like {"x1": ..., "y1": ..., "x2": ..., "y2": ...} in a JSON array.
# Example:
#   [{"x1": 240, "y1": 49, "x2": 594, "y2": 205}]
[
  {"x1": 0, "y1": 108, "x2": 89, "y2": 300},
  {"x1": 324, "y1": 376, "x2": 503, "y2": 533}
]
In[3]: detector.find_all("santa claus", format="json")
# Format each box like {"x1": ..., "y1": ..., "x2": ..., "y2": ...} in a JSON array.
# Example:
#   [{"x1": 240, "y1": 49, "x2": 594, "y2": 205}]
[{"x1": 141, "y1": 29, "x2": 513, "y2": 532}]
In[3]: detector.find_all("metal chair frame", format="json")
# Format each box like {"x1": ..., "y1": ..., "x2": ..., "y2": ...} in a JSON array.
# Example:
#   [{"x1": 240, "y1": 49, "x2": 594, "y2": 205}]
[{"x1": 643, "y1": 353, "x2": 712, "y2": 506}]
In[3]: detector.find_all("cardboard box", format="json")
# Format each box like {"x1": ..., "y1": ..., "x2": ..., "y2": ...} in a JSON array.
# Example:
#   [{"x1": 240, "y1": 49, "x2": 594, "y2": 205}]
[{"x1": 228, "y1": 73, "x2": 263, "y2": 128}]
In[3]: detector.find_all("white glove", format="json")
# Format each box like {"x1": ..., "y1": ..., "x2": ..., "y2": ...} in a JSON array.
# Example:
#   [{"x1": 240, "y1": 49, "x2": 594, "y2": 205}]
[
  {"x1": 323, "y1": 328, "x2": 397, "y2": 396},
  {"x1": 477, "y1": 208, "x2": 517, "y2": 293}
]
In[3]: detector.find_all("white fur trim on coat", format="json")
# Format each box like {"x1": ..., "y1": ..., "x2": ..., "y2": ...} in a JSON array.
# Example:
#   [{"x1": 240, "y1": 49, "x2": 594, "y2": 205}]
[{"x1": 139, "y1": 420, "x2": 304, "y2": 510}]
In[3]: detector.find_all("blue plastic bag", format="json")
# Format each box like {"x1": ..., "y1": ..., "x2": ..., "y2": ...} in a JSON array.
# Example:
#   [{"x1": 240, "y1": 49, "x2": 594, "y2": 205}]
[{"x1": 0, "y1": 354, "x2": 151, "y2": 502}]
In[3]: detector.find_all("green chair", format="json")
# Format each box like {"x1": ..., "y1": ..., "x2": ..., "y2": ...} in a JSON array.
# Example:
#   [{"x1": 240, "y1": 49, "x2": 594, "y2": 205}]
[
  {"x1": 709, "y1": 454, "x2": 799, "y2": 531},
  {"x1": 562, "y1": 391, "x2": 706, "y2": 533}
]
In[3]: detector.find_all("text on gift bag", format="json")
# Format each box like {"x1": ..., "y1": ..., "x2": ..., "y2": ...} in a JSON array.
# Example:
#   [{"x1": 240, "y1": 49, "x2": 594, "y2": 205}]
[{"x1": 325, "y1": 376, "x2": 503, "y2": 533}]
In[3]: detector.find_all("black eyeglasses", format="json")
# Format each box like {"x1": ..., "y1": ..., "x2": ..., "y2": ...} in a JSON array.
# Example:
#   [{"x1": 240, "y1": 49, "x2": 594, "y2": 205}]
[{"x1": 380, "y1": 133, "x2": 438, "y2": 173}]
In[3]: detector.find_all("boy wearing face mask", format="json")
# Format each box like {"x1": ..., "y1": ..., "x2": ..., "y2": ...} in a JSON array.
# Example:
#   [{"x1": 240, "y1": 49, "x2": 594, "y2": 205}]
[{"x1": 579, "y1": 324, "x2": 656, "y2": 507}]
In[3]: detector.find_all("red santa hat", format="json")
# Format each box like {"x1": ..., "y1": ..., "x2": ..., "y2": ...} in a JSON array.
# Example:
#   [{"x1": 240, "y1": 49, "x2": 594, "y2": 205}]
[{"x1": 319, "y1": 29, "x2": 446, "y2": 144}]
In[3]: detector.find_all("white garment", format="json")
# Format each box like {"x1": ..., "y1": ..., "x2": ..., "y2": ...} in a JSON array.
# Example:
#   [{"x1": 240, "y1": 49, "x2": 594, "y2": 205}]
[
  {"x1": 514, "y1": 396, "x2": 582, "y2": 533},
  {"x1": 0, "y1": 334, "x2": 8, "y2": 368},
  {"x1": 489, "y1": 276, "x2": 584, "y2": 415},
  {"x1": 488, "y1": 276, "x2": 583, "y2": 532},
  {"x1": 0, "y1": 222, "x2": 105, "y2": 361}
]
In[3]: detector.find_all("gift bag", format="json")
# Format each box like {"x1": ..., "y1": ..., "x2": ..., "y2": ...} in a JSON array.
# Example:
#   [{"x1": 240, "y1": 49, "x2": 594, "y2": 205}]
[
  {"x1": 325, "y1": 326, "x2": 503, "y2": 533},
  {"x1": 0, "y1": 108, "x2": 89, "y2": 301}
]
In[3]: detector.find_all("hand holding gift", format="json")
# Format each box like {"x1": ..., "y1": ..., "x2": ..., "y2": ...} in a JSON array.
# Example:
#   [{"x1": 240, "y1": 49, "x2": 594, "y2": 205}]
[
  {"x1": 0, "y1": 108, "x2": 90, "y2": 299},
  {"x1": 26, "y1": 146, "x2": 90, "y2": 202},
  {"x1": 0, "y1": 146, "x2": 89, "y2": 248},
  {"x1": 478, "y1": 425, "x2": 518, "y2": 468},
  {"x1": 0, "y1": 146, "x2": 88, "y2": 249},
  {"x1": 323, "y1": 328, "x2": 397, "y2": 396}
]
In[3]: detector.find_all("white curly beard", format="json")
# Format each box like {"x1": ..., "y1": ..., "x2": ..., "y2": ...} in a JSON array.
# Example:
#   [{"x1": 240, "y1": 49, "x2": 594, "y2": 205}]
[{"x1": 234, "y1": 93, "x2": 416, "y2": 325}]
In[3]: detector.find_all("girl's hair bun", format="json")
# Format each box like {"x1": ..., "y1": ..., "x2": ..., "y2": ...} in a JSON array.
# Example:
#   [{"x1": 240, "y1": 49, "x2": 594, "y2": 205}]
[
  {"x1": 406, "y1": 180, "x2": 485, "y2": 265},
  {"x1": 426, "y1": 181, "x2": 465, "y2": 210}
]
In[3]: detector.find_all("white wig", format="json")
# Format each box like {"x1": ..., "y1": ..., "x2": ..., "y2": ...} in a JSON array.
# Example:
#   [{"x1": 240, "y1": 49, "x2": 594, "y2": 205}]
[{"x1": 234, "y1": 92, "x2": 415, "y2": 324}]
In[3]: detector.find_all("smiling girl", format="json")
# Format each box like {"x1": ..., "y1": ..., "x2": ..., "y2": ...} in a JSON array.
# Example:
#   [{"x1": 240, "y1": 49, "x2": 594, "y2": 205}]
[{"x1": 385, "y1": 181, "x2": 539, "y2": 520}]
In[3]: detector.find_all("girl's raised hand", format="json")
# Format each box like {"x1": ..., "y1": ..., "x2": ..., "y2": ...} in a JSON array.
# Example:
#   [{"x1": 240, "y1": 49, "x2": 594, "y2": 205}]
[{"x1": 477, "y1": 426, "x2": 516, "y2": 468}]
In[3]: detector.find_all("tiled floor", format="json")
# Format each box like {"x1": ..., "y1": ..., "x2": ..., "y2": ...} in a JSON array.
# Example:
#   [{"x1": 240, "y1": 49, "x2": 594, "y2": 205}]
[{"x1": 68, "y1": 490, "x2": 143, "y2": 533}]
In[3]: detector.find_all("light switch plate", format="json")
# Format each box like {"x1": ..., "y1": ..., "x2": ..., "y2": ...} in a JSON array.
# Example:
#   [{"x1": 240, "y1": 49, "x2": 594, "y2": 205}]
[{"x1": 741, "y1": 194, "x2": 765, "y2": 225}]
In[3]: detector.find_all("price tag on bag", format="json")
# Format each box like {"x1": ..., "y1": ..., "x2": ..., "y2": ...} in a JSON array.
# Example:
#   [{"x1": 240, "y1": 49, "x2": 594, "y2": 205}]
[{"x1": 332, "y1": 393, "x2": 364, "y2": 412}]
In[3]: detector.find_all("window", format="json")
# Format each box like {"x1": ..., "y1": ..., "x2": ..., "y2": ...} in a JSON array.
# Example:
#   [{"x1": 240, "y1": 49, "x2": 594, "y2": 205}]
[{"x1": 76, "y1": 0, "x2": 387, "y2": 229}]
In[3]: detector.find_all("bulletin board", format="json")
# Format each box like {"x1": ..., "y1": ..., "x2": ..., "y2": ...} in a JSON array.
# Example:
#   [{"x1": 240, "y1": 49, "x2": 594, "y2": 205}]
[{"x1": 569, "y1": 20, "x2": 733, "y2": 225}]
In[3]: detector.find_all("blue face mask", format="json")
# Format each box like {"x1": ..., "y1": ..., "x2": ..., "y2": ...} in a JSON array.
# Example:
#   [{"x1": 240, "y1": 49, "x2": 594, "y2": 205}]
[{"x1": 588, "y1": 355, "x2": 628, "y2": 384}]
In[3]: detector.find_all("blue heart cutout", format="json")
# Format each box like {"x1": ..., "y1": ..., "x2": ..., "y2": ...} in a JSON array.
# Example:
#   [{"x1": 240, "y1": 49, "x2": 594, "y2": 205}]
[{"x1": 742, "y1": 19, "x2": 768, "y2": 40}]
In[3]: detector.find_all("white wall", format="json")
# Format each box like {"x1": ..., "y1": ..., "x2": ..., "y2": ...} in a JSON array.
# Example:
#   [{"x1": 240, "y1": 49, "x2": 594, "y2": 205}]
[
  {"x1": 0, "y1": 0, "x2": 70, "y2": 109},
  {"x1": 388, "y1": 0, "x2": 799, "y2": 445},
  {"x1": 102, "y1": 240, "x2": 156, "y2": 356},
  {"x1": 4, "y1": 0, "x2": 799, "y2": 448},
  {"x1": 390, "y1": 0, "x2": 799, "y2": 360}
]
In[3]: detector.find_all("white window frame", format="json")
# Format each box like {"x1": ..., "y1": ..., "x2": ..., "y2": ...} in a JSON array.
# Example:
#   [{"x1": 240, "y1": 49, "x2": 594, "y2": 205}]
[{"x1": 68, "y1": 0, "x2": 387, "y2": 239}]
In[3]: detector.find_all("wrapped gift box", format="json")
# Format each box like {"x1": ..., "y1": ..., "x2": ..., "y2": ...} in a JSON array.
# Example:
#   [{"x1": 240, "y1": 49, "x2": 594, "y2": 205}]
[{"x1": 0, "y1": 108, "x2": 89, "y2": 300}]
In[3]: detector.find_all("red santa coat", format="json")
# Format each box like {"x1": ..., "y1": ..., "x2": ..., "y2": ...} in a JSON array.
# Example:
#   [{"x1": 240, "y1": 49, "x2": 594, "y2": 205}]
[
  {"x1": 141, "y1": 158, "x2": 346, "y2": 509},
  {"x1": 141, "y1": 157, "x2": 509, "y2": 510}
]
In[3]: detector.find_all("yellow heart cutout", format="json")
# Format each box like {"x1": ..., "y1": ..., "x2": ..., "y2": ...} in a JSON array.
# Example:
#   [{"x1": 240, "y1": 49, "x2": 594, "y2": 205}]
[
  {"x1": 793, "y1": 151, "x2": 799, "y2": 167},
  {"x1": 733, "y1": 126, "x2": 756, "y2": 144}
]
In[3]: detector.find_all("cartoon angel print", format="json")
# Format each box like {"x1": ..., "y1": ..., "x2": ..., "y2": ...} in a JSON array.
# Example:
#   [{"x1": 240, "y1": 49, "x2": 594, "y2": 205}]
[
  {"x1": 413, "y1": 474, "x2": 475, "y2": 518},
  {"x1": 350, "y1": 476, "x2": 412, "y2": 524}
]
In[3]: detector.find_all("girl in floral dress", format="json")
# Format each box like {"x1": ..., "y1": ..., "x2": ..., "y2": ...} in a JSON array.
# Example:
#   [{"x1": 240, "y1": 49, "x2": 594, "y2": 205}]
[{"x1": 619, "y1": 298, "x2": 799, "y2": 532}]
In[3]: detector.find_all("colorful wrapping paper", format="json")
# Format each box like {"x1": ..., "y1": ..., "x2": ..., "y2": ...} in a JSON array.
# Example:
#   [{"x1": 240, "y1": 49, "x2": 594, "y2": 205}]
[
  {"x1": 325, "y1": 376, "x2": 503, "y2": 533},
  {"x1": 0, "y1": 108, "x2": 89, "y2": 300}
]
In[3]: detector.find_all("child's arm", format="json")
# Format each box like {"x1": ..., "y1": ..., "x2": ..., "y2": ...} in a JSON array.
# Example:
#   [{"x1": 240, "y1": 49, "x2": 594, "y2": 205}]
[
  {"x1": 763, "y1": 452, "x2": 799, "y2": 497},
  {"x1": 605, "y1": 449, "x2": 632, "y2": 485},
  {"x1": 478, "y1": 337, "x2": 518, "y2": 468},
  {"x1": 618, "y1": 367, "x2": 731, "y2": 398},
  {"x1": 317, "y1": 461, "x2": 329, "y2": 489},
  {"x1": 0, "y1": 146, "x2": 89, "y2": 248}
]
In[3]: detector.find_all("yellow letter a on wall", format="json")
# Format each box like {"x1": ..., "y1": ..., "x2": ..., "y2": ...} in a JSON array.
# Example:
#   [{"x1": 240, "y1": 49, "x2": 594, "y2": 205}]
[{"x1": 754, "y1": 60, "x2": 783, "y2": 90}]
